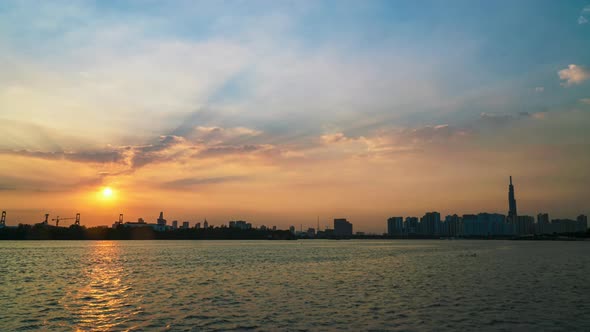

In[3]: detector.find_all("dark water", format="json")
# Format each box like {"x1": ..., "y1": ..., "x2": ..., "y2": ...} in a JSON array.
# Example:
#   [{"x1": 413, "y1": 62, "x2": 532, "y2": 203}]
[{"x1": 0, "y1": 240, "x2": 588, "y2": 331}]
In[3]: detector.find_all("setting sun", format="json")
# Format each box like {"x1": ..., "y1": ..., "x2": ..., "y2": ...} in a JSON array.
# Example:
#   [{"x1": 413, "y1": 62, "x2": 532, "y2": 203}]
[{"x1": 102, "y1": 187, "x2": 113, "y2": 198}]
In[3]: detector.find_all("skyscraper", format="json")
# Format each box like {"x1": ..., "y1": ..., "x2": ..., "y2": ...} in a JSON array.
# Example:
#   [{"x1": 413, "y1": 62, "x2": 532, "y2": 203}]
[{"x1": 508, "y1": 176, "x2": 517, "y2": 220}]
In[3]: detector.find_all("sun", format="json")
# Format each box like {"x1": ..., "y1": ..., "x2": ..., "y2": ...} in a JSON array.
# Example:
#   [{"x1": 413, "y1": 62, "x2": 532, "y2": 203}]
[{"x1": 102, "y1": 187, "x2": 113, "y2": 198}]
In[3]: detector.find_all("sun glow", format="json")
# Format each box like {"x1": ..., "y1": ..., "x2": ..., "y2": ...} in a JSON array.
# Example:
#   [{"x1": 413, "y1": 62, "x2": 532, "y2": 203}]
[{"x1": 102, "y1": 187, "x2": 113, "y2": 198}]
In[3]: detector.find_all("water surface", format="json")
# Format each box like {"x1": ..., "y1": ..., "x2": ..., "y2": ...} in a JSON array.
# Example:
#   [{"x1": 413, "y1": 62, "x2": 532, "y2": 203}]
[{"x1": 1, "y1": 240, "x2": 588, "y2": 331}]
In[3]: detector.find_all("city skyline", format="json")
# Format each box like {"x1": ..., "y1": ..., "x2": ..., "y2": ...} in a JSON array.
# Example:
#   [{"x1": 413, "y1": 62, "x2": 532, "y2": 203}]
[
  {"x1": 1, "y1": 176, "x2": 587, "y2": 234},
  {"x1": 1, "y1": 1, "x2": 589, "y2": 232}
]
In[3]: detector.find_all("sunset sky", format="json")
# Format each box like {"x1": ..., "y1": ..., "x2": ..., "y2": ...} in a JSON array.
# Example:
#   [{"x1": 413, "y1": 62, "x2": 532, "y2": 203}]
[{"x1": 1, "y1": 0, "x2": 589, "y2": 232}]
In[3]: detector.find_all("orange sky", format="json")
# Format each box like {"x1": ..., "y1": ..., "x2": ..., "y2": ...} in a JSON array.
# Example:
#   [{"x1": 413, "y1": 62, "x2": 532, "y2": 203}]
[{"x1": 1, "y1": 1, "x2": 590, "y2": 232}]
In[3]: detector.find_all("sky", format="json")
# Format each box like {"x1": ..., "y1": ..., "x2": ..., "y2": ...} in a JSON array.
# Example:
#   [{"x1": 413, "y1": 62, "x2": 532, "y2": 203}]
[{"x1": 1, "y1": 0, "x2": 589, "y2": 232}]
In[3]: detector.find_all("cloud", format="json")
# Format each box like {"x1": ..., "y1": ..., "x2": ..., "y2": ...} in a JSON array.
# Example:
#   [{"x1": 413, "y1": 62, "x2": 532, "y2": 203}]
[
  {"x1": 534, "y1": 87, "x2": 544, "y2": 92},
  {"x1": 580, "y1": 98, "x2": 590, "y2": 105},
  {"x1": 196, "y1": 144, "x2": 277, "y2": 159},
  {"x1": 191, "y1": 126, "x2": 262, "y2": 145},
  {"x1": 320, "y1": 133, "x2": 349, "y2": 144},
  {"x1": 160, "y1": 176, "x2": 250, "y2": 190},
  {"x1": 2, "y1": 148, "x2": 124, "y2": 164},
  {"x1": 578, "y1": 5, "x2": 590, "y2": 24},
  {"x1": 0, "y1": 173, "x2": 107, "y2": 192},
  {"x1": 400, "y1": 124, "x2": 470, "y2": 144},
  {"x1": 558, "y1": 64, "x2": 590, "y2": 86}
]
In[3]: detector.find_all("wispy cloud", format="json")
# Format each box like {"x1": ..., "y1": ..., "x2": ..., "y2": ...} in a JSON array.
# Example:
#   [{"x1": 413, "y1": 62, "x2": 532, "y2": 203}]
[
  {"x1": 579, "y1": 5, "x2": 590, "y2": 24},
  {"x1": 160, "y1": 176, "x2": 250, "y2": 190}
]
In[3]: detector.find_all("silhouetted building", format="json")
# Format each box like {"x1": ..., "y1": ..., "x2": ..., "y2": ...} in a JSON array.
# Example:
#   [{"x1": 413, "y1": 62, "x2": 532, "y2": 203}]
[
  {"x1": 182, "y1": 221, "x2": 189, "y2": 229},
  {"x1": 387, "y1": 217, "x2": 404, "y2": 236},
  {"x1": 119, "y1": 217, "x2": 170, "y2": 231},
  {"x1": 404, "y1": 217, "x2": 419, "y2": 235},
  {"x1": 516, "y1": 215, "x2": 535, "y2": 235},
  {"x1": 444, "y1": 214, "x2": 462, "y2": 237},
  {"x1": 172, "y1": 220, "x2": 178, "y2": 230},
  {"x1": 203, "y1": 219, "x2": 209, "y2": 229},
  {"x1": 157, "y1": 212, "x2": 167, "y2": 226},
  {"x1": 229, "y1": 220, "x2": 252, "y2": 230},
  {"x1": 508, "y1": 176, "x2": 518, "y2": 221},
  {"x1": 194, "y1": 222, "x2": 201, "y2": 229},
  {"x1": 577, "y1": 215, "x2": 588, "y2": 232},
  {"x1": 420, "y1": 212, "x2": 440, "y2": 236},
  {"x1": 307, "y1": 227, "x2": 316, "y2": 238},
  {"x1": 289, "y1": 225, "x2": 295, "y2": 234},
  {"x1": 537, "y1": 213, "x2": 549, "y2": 234},
  {"x1": 334, "y1": 218, "x2": 353, "y2": 237}
]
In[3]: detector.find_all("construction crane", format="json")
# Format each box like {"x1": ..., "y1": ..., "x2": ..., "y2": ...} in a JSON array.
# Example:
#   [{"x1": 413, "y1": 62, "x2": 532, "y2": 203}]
[
  {"x1": 51, "y1": 213, "x2": 80, "y2": 227},
  {"x1": 1, "y1": 211, "x2": 6, "y2": 227}
]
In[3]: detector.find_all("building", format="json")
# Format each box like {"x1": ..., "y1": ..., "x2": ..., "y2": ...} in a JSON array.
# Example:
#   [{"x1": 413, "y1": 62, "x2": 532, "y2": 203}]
[
  {"x1": 182, "y1": 221, "x2": 189, "y2": 229},
  {"x1": 117, "y1": 217, "x2": 168, "y2": 231},
  {"x1": 577, "y1": 215, "x2": 588, "y2": 233},
  {"x1": 536, "y1": 213, "x2": 549, "y2": 234},
  {"x1": 157, "y1": 212, "x2": 167, "y2": 227},
  {"x1": 334, "y1": 218, "x2": 353, "y2": 237},
  {"x1": 289, "y1": 225, "x2": 295, "y2": 234},
  {"x1": 462, "y1": 214, "x2": 478, "y2": 236},
  {"x1": 404, "y1": 217, "x2": 419, "y2": 235},
  {"x1": 387, "y1": 217, "x2": 404, "y2": 236},
  {"x1": 203, "y1": 219, "x2": 209, "y2": 229},
  {"x1": 172, "y1": 220, "x2": 178, "y2": 230},
  {"x1": 516, "y1": 215, "x2": 535, "y2": 235},
  {"x1": 307, "y1": 227, "x2": 316, "y2": 238},
  {"x1": 420, "y1": 212, "x2": 440, "y2": 236},
  {"x1": 508, "y1": 176, "x2": 518, "y2": 221},
  {"x1": 0, "y1": 211, "x2": 6, "y2": 228},
  {"x1": 443, "y1": 214, "x2": 462, "y2": 237},
  {"x1": 229, "y1": 220, "x2": 252, "y2": 230}
]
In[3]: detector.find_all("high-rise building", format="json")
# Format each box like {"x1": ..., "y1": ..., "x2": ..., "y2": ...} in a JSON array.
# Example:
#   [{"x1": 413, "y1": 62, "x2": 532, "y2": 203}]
[
  {"x1": 182, "y1": 221, "x2": 189, "y2": 229},
  {"x1": 576, "y1": 215, "x2": 588, "y2": 233},
  {"x1": 516, "y1": 215, "x2": 534, "y2": 235},
  {"x1": 420, "y1": 212, "x2": 441, "y2": 236},
  {"x1": 508, "y1": 176, "x2": 518, "y2": 220},
  {"x1": 404, "y1": 217, "x2": 419, "y2": 235},
  {"x1": 172, "y1": 220, "x2": 178, "y2": 230},
  {"x1": 157, "y1": 211, "x2": 167, "y2": 226},
  {"x1": 444, "y1": 214, "x2": 462, "y2": 237},
  {"x1": 334, "y1": 218, "x2": 353, "y2": 237},
  {"x1": 537, "y1": 213, "x2": 549, "y2": 234},
  {"x1": 387, "y1": 217, "x2": 404, "y2": 236}
]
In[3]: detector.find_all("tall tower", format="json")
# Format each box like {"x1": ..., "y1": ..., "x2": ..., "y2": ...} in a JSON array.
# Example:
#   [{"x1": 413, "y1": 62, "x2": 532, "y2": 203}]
[
  {"x1": 508, "y1": 176, "x2": 517, "y2": 220},
  {"x1": 157, "y1": 211, "x2": 166, "y2": 226}
]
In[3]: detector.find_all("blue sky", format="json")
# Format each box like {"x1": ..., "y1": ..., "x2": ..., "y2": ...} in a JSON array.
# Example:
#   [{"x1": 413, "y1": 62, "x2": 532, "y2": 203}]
[{"x1": 0, "y1": 1, "x2": 589, "y2": 229}]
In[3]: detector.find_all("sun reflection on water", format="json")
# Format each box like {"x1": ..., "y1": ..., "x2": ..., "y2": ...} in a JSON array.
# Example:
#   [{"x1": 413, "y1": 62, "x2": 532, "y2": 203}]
[{"x1": 63, "y1": 242, "x2": 140, "y2": 331}]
